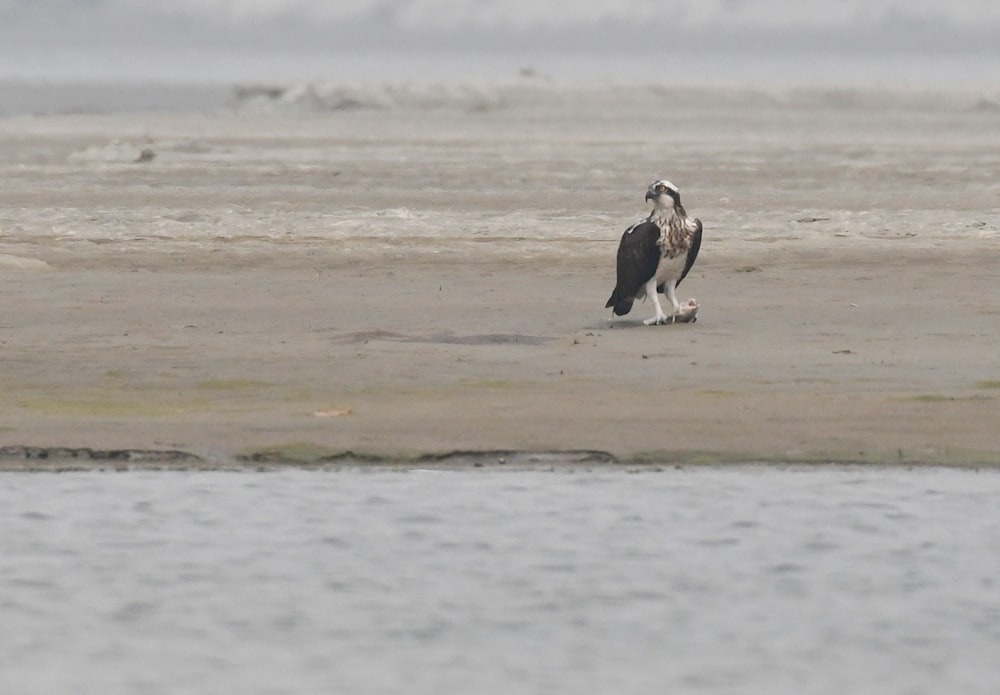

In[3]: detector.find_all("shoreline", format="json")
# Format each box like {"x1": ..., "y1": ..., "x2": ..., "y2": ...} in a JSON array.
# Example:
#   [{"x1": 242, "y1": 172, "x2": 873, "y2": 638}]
[{"x1": 3, "y1": 446, "x2": 1000, "y2": 472}]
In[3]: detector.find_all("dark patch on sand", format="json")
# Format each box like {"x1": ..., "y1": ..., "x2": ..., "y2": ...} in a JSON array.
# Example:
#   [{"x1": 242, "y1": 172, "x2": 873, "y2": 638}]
[
  {"x1": 337, "y1": 330, "x2": 552, "y2": 345},
  {"x1": 0, "y1": 446, "x2": 203, "y2": 471},
  {"x1": 238, "y1": 448, "x2": 617, "y2": 467},
  {"x1": 0, "y1": 446, "x2": 200, "y2": 462}
]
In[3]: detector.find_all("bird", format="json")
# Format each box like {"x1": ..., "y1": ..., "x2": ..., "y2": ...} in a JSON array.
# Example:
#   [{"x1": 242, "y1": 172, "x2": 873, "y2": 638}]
[{"x1": 605, "y1": 179, "x2": 703, "y2": 325}]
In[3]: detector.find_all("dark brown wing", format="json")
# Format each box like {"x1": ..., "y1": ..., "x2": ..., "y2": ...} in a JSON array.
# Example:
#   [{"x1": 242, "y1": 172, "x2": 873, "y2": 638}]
[
  {"x1": 605, "y1": 221, "x2": 661, "y2": 315},
  {"x1": 676, "y1": 218, "x2": 702, "y2": 288}
]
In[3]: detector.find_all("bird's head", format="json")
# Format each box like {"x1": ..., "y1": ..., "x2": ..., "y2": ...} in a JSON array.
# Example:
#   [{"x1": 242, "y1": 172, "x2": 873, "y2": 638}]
[{"x1": 645, "y1": 179, "x2": 680, "y2": 209}]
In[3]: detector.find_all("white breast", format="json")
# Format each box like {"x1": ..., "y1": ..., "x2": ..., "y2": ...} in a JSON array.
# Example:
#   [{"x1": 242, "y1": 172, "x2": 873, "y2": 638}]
[{"x1": 653, "y1": 252, "x2": 688, "y2": 285}]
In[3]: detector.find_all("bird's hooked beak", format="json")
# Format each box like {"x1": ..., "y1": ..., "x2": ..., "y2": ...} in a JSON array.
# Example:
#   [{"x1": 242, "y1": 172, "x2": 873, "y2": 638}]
[{"x1": 645, "y1": 189, "x2": 656, "y2": 202}]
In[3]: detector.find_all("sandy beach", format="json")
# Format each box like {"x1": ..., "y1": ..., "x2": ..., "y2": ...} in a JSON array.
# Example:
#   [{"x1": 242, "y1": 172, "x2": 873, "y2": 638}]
[{"x1": 2, "y1": 84, "x2": 999, "y2": 467}]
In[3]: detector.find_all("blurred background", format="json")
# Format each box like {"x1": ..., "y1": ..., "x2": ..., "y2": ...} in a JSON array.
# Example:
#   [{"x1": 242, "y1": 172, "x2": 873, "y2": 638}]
[{"x1": 1, "y1": 0, "x2": 999, "y2": 86}]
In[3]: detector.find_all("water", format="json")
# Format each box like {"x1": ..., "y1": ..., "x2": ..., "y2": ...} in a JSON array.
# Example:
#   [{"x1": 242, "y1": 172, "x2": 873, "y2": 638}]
[
  {"x1": 2, "y1": 1, "x2": 1000, "y2": 88},
  {"x1": 2, "y1": 467, "x2": 999, "y2": 694},
  {"x1": 3, "y1": 2, "x2": 1000, "y2": 119}
]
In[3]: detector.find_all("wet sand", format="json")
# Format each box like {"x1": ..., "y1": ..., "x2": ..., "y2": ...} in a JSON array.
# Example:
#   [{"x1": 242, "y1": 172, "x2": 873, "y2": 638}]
[
  {"x1": 3, "y1": 245, "x2": 999, "y2": 468},
  {"x1": 1, "y1": 88, "x2": 999, "y2": 466}
]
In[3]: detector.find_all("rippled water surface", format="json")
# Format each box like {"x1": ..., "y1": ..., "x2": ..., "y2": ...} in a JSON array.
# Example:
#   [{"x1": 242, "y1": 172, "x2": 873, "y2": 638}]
[{"x1": 3, "y1": 467, "x2": 999, "y2": 694}]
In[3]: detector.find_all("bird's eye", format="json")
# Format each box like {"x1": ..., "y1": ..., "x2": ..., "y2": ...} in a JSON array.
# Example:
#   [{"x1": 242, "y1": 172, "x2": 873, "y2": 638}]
[{"x1": 655, "y1": 184, "x2": 666, "y2": 193}]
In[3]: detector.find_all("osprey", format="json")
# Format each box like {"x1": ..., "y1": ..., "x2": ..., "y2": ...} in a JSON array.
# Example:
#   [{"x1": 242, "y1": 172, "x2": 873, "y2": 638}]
[{"x1": 605, "y1": 179, "x2": 703, "y2": 325}]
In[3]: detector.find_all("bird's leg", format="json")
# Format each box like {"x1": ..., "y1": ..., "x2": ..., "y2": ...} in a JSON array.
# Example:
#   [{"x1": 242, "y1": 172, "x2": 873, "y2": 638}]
[
  {"x1": 664, "y1": 282, "x2": 682, "y2": 321},
  {"x1": 642, "y1": 278, "x2": 669, "y2": 325}
]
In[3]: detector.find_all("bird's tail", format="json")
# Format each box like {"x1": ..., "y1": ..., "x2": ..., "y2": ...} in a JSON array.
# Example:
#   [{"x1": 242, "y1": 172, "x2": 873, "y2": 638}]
[{"x1": 605, "y1": 287, "x2": 634, "y2": 316}]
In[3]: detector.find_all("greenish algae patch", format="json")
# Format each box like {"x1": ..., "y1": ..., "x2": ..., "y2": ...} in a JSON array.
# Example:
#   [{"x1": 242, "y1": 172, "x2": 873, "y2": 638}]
[
  {"x1": 14, "y1": 396, "x2": 189, "y2": 417},
  {"x1": 455, "y1": 378, "x2": 529, "y2": 390},
  {"x1": 7, "y1": 385, "x2": 223, "y2": 418},
  {"x1": 909, "y1": 394, "x2": 953, "y2": 403},
  {"x1": 975, "y1": 380, "x2": 1000, "y2": 390},
  {"x1": 906, "y1": 394, "x2": 993, "y2": 403},
  {"x1": 698, "y1": 389, "x2": 740, "y2": 398},
  {"x1": 239, "y1": 442, "x2": 344, "y2": 464},
  {"x1": 197, "y1": 379, "x2": 270, "y2": 391}
]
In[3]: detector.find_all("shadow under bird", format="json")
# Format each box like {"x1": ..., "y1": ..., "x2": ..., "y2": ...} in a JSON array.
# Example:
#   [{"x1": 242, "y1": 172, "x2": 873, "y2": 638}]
[{"x1": 605, "y1": 179, "x2": 703, "y2": 325}]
